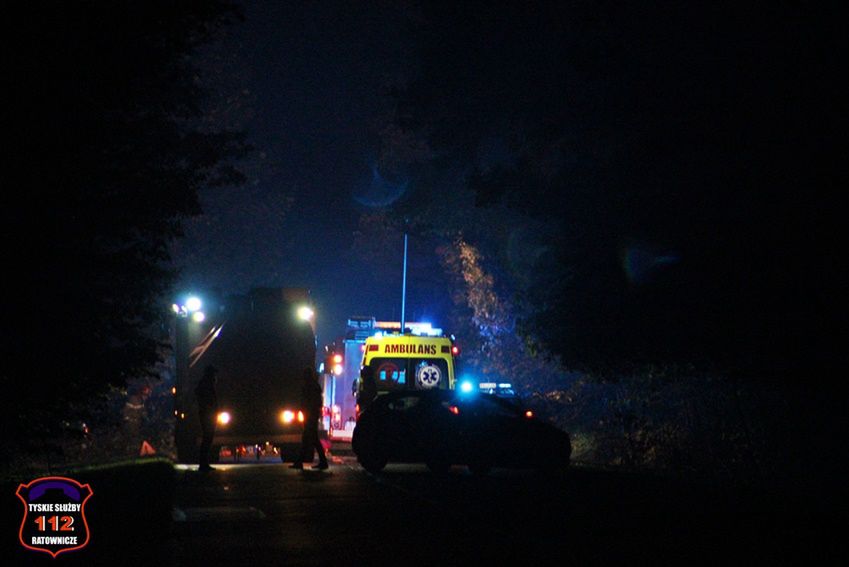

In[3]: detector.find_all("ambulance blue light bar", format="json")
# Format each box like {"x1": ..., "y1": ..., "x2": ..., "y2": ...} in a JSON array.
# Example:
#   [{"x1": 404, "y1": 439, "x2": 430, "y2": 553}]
[{"x1": 374, "y1": 321, "x2": 442, "y2": 336}]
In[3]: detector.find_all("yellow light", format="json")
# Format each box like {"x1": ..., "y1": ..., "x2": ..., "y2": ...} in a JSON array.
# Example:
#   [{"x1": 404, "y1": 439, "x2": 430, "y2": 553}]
[
  {"x1": 281, "y1": 410, "x2": 295, "y2": 424},
  {"x1": 525, "y1": 410, "x2": 534, "y2": 419},
  {"x1": 333, "y1": 364, "x2": 343, "y2": 375},
  {"x1": 297, "y1": 411, "x2": 305, "y2": 423},
  {"x1": 217, "y1": 411, "x2": 231, "y2": 425},
  {"x1": 171, "y1": 386, "x2": 177, "y2": 395},
  {"x1": 192, "y1": 311, "x2": 206, "y2": 323},
  {"x1": 297, "y1": 306, "x2": 314, "y2": 321},
  {"x1": 333, "y1": 354, "x2": 343, "y2": 364}
]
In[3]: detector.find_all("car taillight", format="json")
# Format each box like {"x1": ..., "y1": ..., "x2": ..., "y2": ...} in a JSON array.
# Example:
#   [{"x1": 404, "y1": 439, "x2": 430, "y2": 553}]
[
  {"x1": 524, "y1": 410, "x2": 534, "y2": 419},
  {"x1": 448, "y1": 405, "x2": 460, "y2": 415}
]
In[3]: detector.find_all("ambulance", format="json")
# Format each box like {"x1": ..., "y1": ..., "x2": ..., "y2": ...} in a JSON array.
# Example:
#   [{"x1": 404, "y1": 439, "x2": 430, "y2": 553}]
[{"x1": 357, "y1": 329, "x2": 458, "y2": 404}]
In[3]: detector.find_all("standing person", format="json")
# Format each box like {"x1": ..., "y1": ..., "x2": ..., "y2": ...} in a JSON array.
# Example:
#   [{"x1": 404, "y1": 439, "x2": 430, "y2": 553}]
[
  {"x1": 357, "y1": 366, "x2": 377, "y2": 415},
  {"x1": 195, "y1": 365, "x2": 219, "y2": 472},
  {"x1": 291, "y1": 367, "x2": 329, "y2": 470}
]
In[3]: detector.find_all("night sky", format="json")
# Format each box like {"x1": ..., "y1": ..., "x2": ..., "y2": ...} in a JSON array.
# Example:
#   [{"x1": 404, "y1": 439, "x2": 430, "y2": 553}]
[{"x1": 175, "y1": 1, "x2": 419, "y2": 345}]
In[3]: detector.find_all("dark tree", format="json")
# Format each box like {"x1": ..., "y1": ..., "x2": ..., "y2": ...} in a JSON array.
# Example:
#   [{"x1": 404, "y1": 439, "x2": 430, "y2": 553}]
[
  {"x1": 1, "y1": 2, "x2": 246, "y2": 461},
  {"x1": 385, "y1": 2, "x2": 845, "y2": 384}
]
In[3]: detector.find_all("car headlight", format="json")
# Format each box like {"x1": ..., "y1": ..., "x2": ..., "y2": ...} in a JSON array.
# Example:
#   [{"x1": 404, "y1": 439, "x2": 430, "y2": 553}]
[{"x1": 217, "y1": 411, "x2": 231, "y2": 425}]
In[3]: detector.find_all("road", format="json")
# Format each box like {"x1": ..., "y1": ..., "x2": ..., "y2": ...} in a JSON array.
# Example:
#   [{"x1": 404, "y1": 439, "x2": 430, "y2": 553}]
[
  {"x1": 5, "y1": 447, "x2": 829, "y2": 566},
  {"x1": 165, "y1": 450, "x2": 814, "y2": 566}
]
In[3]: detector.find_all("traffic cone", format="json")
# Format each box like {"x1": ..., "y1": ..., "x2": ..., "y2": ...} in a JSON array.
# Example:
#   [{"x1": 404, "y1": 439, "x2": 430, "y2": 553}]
[{"x1": 139, "y1": 440, "x2": 156, "y2": 456}]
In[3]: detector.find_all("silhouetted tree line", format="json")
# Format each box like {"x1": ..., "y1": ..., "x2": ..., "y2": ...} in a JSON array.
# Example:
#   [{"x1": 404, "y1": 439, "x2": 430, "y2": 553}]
[
  {"x1": 387, "y1": 2, "x2": 843, "y2": 384},
  {"x1": 366, "y1": 2, "x2": 844, "y2": 484},
  {"x1": 1, "y1": 1, "x2": 246, "y2": 465}
]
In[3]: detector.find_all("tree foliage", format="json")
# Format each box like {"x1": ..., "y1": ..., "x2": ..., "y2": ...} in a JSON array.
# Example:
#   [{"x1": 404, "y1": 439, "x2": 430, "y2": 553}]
[
  {"x1": 382, "y1": 2, "x2": 844, "y2": 383},
  {"x1": 360, "y1": 3, "x2": 844, "y2": 483},
  {"x1": 1, "y1": 2, "x2": 246, "y2": 460}
]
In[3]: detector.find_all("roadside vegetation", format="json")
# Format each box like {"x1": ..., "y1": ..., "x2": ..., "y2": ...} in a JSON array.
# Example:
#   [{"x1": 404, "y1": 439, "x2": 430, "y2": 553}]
[{"x1": 1, "y1": 3, "x2": 245, "y2": 474}]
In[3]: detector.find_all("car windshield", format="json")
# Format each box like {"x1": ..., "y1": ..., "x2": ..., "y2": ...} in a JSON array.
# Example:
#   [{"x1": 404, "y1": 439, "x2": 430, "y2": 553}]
[{"x1": 385, "y1": 395, "x2": 422, "y2": 412}]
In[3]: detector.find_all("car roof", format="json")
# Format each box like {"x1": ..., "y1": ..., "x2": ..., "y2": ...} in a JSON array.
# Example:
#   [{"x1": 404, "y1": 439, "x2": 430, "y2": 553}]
[{"x1": 375, "y1": 389, "x2": 519, "y2": 408}]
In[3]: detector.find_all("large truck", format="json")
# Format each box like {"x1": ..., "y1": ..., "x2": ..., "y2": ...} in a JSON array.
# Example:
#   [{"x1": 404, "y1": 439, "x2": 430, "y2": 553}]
[{"x1": 174, "y1": 288, "x2": 318, "y2": 463}]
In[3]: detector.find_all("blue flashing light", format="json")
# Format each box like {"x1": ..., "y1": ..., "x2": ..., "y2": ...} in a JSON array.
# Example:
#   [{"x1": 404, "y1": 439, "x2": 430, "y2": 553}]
[
  {"x1": 185, "y1": 296, "x2": 202, "y2": 312},
  {"x1": 460, "y1": 381, "x2": 474, "y2": 393}
]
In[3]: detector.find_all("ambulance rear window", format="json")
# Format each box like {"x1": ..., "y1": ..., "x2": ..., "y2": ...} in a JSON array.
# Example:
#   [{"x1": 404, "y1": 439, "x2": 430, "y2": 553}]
[
  {"x1": 368, "y1": 358, "x2": 450, "y2": 391},
  {"x1": 371, "y1": 358, "x2": 407, "y2": 389}
]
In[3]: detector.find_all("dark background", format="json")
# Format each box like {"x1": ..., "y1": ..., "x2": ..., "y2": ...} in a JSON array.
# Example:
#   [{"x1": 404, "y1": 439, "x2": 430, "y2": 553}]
[{"x1": 2, "y1": 1, "x2": 844, "y2": 480}]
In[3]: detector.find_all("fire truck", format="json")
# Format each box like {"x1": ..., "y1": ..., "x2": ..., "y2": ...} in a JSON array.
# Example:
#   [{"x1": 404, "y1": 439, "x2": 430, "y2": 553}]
[
  {"x1": 320, "y1": 318, "x2": 459, "y2": 440},
  {"x1": 173, "y1": 288, "x2": 318, "y2": 464}
]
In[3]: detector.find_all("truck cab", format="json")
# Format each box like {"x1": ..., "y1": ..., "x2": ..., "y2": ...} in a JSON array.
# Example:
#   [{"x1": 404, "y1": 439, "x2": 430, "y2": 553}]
[{"x1": 174, "y1": 288, "x2": 318, "y2": 463}]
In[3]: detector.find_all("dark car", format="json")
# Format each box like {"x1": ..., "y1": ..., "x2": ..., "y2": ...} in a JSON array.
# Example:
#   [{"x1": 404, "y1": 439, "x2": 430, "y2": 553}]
[{"x1": 352, "y1": 389, "x2": 571, "y2": 475}]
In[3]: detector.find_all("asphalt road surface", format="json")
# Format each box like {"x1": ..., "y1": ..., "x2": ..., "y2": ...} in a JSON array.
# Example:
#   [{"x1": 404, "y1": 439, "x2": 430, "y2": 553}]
[
  {"x1": 165, "y1": 453, "x2": 820, "y2": 566},
  {"x1": 5, "y1": 449, "x2": 831, "y2": 566}
]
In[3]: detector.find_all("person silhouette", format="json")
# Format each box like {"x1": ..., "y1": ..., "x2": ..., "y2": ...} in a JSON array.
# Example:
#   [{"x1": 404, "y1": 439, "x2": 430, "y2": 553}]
[
  {"x1": 357, "y1": 366, "x2": 377, "y2": 415},
  {"x1": 291, "y1": 367, "x2": 329, "y2": 470},
  {"x1": 195, "y1": 365, "x2": 219, "y2": 471}
]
